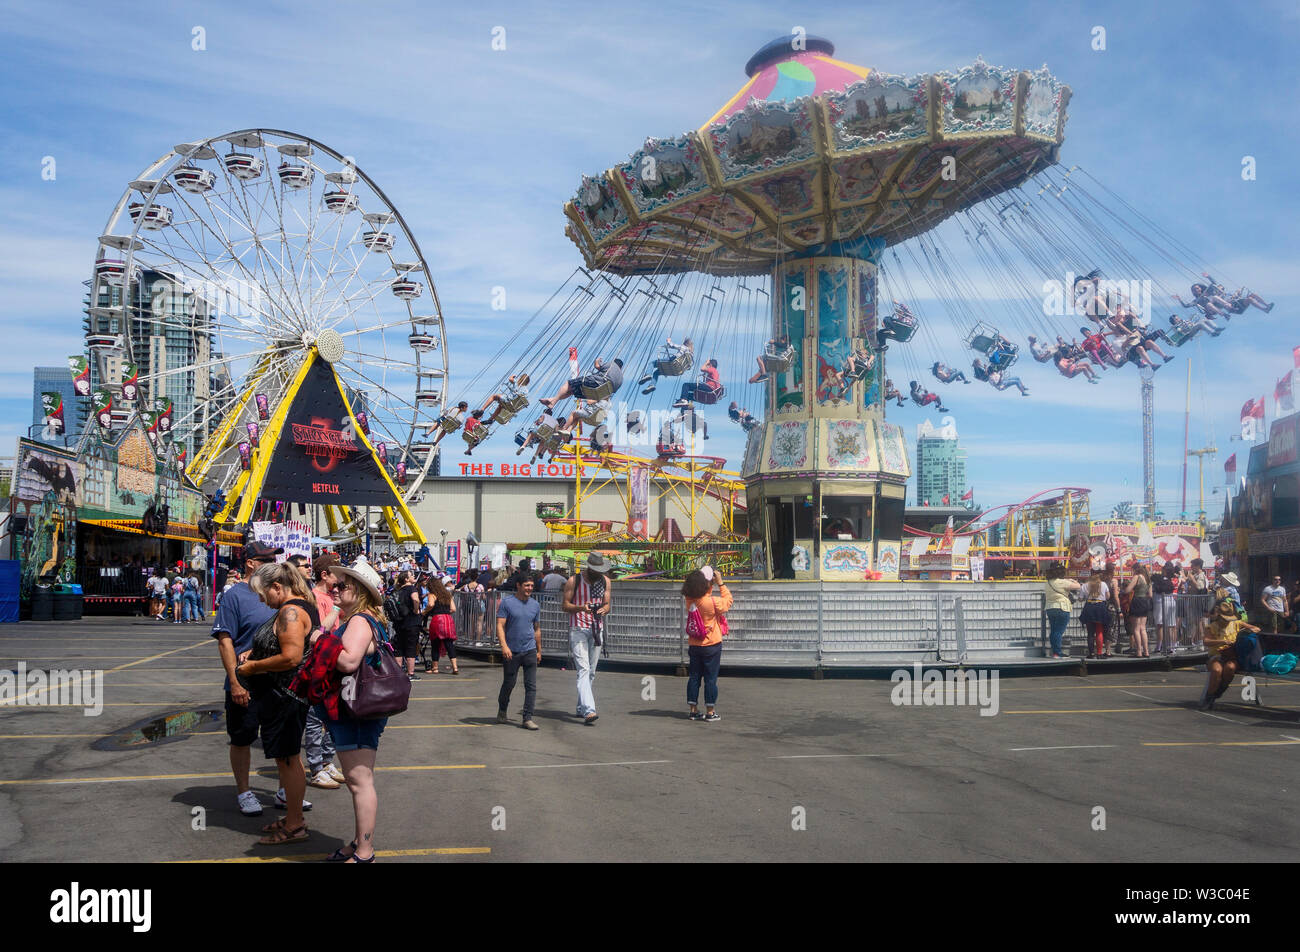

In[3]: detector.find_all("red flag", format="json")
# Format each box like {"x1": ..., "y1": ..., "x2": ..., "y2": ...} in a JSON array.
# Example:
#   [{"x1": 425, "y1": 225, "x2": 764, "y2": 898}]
[
  {"x1": 960, "y1": 488, "x2": 974, "y2": 501},
  {"x1": 1224, "y1": 453, "x2": 1236, "y2": 474},
  {"x1": 1293, "y1": 345, "x2": 1300, "y2": 369},
  {"x1": 1277, "y1": 372, "x2": 1296, "y2": 413},
  {"x1": 1241, "y1": 397, "x2": 1265, "y2": 421},
  {"x1": 942, "y1": 493, "x2": 950, "y2": 505}
]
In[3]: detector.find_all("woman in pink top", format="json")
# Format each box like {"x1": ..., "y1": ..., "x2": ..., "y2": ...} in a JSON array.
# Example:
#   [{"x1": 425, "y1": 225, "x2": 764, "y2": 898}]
[{"x1": 681, "y1": 567, "x2": 732, "y2": 721}]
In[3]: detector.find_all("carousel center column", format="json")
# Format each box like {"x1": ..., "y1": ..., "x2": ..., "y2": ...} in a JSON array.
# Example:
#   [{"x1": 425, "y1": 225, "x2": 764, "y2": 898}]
[{"x1": 740, "y1": 251, "x2": 910, "y2": 580}]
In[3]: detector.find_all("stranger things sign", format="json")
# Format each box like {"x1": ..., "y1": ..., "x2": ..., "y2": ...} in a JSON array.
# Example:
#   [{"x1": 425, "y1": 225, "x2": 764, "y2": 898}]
[{"x1": 258, "y1": 358, "x2": 399, "y2": 506}]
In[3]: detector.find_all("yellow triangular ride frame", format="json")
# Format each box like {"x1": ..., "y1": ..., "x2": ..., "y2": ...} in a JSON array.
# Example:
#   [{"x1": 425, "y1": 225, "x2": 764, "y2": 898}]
[{"x1": 214, "y1": 347, "x2": 425, "y2": 543}]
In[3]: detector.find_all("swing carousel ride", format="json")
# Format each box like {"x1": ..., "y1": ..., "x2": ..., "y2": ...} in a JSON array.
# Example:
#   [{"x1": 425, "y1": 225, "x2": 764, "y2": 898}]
[{"x1": 438, "y1": 34, "x2": 1271, "y2": 579}]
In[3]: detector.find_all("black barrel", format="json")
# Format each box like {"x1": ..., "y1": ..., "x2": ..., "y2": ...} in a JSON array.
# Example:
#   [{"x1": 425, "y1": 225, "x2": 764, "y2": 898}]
[
  {"x1": 52, "y1": 591, "x2": 83, "y2": 621},
  {"x1": 30, "y1": 587, "x2": 54, "y2": 621}
]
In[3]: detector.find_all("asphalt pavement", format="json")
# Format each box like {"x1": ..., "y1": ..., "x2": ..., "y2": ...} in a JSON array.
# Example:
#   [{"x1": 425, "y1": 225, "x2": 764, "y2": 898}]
[{"x1": 0, "y1": 617, "x2": 1296, "y2": 862}]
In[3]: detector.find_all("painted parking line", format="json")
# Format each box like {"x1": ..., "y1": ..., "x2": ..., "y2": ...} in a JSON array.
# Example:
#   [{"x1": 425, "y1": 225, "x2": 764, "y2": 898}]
[
  {"x1": 1142, "y1": 740, "x2": 1300, "y2": 747},
  {"x1": 500, "y1": 760, "x2": 672, "y2": 769},
  {"x1": 0, "y1": 724, "x2": 486, "y2": 741},
  {"x1": 768, "y1": 753, "x2": 900, "y2": 759},
  {"x1": 1008, "y1": 745, "x2": 1117, "y2": 751},
  {"x1": 1003, "y1": 707, "x2": 1179, "y2": 714},
  {"x1": 0, "y1": 764, "x2": 487, "y2": 785},
  {"x1": 408, "y1": 697, "x2": 486, "y2": 701},
  {"x1": 168, "y1": 847, "x2": 491, "y2": 863}
]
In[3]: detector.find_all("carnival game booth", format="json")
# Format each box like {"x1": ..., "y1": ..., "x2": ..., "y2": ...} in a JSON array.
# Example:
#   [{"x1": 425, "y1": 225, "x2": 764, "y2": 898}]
[{"x1": 10, "y1": 423, "x2": 242, "y2": 616}]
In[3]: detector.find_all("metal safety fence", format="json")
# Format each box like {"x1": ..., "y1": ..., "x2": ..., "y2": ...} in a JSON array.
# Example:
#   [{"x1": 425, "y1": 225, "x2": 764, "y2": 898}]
[{"x1": 451, "y1": 581, "x2": 1068, "y2": 666}]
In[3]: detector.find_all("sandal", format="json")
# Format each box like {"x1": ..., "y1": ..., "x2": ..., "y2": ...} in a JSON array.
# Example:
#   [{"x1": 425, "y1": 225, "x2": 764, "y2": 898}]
[
  {"x1": 258, "y1": 823, "x2": 309, "y2": 846},
  {"x1": 326, "y1": 841, "x2": 358, "y2": 862},
  {"x1": 345, "y1": 851, "x2": 376, "y2": 863},
  {"x1": 261, "y1": 816, "x2": 288, "y2": 834}
]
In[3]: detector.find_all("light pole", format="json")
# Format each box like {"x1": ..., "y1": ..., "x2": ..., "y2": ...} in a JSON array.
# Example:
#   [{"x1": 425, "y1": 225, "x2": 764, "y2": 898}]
[{"x1": 439, "y1": 528, "x2": 447, "y2": 569}]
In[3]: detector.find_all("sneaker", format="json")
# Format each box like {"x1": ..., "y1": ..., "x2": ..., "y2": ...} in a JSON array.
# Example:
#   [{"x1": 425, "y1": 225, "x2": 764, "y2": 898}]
[
  {"x1": 497, "y1": 710, "x2": 509, "y2": 724},
  {"x1": 638, "y1": 375, "x2": 653, "y2": 386},
  {"x1": 408, "y1": 674, "x2": 421, "y2": 681},
  {"x1": 237, "y1": 790, "x2": 263, "y2": 816},
  {"x1": 688, "y1": 710, "x2": 703, "y2": 721},
  {"x1": 522, "y1": 719, "x2": 540, "y2": 730},
  {"x1": 703, "y1": 712, "x2": 721, "y2": 722},
  {"x1": 641, "y1": 386, "x2": 656, "y2": 395},
  {"x1": 307, "y1": 769, "x2": 340, "y2": 790},
  {"x1": 583, "y1": 713, "x2": 599, "y2": 725},
  {"x1": 324, "y1": 763, "x2": 345, "y2": 783},
  {"x1": 276, "y1": 788, "x2": 312, "y2": 811}
]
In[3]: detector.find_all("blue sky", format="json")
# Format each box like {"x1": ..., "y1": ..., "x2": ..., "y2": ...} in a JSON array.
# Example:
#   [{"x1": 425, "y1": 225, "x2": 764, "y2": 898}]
[{"x1": 2, "y1": 0, "x2": 1297, "y2": 521}]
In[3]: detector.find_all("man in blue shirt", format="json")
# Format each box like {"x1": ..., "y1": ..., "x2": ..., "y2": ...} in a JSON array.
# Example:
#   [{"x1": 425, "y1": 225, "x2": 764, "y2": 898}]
[
  {"x1": 496, "y1": 576, "x2": 542, "y2": 730},
  {"x1": 212, "y1": 541, "x2": 279, "y2": 815}
]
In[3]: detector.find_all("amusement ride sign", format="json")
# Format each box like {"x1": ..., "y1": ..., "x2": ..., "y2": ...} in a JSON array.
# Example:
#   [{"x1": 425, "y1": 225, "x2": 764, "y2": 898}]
[{"x1": 258, "y1": 358, "x2": 402, "y2": 506}]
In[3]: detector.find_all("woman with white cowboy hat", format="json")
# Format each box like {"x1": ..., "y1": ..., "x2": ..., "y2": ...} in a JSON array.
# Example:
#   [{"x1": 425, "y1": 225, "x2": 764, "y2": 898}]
[
  {"x1": 307, "y1": 559, "x2": 391, "y2": 863},
  {"x1": 562, "y1": 552, "x2": 612, "y2": 724}
]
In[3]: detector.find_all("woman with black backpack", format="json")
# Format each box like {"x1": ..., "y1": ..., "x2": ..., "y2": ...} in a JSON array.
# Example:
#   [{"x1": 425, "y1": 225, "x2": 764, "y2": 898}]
[{"x1": 387, "y1": 571, "x2": 424, "y2": 682}]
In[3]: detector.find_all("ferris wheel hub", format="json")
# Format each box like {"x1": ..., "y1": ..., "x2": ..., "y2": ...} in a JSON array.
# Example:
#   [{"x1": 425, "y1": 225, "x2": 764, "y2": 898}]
[{"x1": 315, "y1": 329, "x2": 345, "y2": 364}]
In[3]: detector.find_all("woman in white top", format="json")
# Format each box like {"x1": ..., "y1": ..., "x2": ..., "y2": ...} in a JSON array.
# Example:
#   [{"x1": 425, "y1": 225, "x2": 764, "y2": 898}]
[{"x1": 1043, "y1": 563, "x2": 1081, "y2": 659}]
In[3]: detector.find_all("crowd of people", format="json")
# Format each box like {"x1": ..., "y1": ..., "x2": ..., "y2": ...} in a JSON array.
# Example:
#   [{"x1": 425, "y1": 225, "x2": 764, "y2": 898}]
[
  {"x1": 210, "y1": 540, "x2": 736, "y2": 860},
  {"x1": 1040, "y1": 559, "x2": 1297, "y2": 709}
]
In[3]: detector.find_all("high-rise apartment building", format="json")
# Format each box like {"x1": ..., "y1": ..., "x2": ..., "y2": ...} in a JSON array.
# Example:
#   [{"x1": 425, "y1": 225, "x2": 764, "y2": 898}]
[{"x1": 915, "y1": 418, "x2": 968, "y2": 507}]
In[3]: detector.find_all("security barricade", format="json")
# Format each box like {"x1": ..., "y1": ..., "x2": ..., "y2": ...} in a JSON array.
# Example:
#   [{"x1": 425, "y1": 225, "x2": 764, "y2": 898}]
[{"x1": 455, "y1": 580, "x2": 1072, "y2": 666}]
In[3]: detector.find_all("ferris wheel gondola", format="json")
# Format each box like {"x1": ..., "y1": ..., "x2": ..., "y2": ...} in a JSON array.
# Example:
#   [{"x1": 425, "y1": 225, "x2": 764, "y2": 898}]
[{"x1": 85, "y1": 127, "x2": 450, "y2": 514}]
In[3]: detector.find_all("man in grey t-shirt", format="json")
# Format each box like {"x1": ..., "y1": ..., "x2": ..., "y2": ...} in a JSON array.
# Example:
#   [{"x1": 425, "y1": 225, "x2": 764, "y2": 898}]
[{"x1": 496, "y1": 578, "x2": 542, "y2": 729}]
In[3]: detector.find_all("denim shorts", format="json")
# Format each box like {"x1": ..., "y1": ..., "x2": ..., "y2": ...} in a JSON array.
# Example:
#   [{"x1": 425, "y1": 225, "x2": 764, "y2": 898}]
[{"x1": 316, "y1": 704, "x2": 387, "y2": 752}]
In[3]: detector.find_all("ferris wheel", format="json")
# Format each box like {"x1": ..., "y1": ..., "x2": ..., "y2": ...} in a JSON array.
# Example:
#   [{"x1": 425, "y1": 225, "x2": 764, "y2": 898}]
[{"x1": 87, "y1": 128, "x2": 447, "y2": 505}]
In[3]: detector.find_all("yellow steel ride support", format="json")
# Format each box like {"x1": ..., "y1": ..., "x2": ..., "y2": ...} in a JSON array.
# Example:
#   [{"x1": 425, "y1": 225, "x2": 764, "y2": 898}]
[{"x1": 186, "y1": 348, "x2": 282, "y2": 488}]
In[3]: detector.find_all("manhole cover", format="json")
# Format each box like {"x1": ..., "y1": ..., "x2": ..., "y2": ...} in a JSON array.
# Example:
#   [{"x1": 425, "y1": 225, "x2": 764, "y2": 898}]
[{"x1": 92, "y1": 708, "x2": 224, "y2": 751}]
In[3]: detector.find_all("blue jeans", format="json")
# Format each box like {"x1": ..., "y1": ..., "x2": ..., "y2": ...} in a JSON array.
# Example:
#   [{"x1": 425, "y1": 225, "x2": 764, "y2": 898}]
[
  {"x1": 569, "y1": 628, "x2": 600, "y2": 716},
  {"x1": 1046, "y1": 609, "x2": 1070, "y2": 656},
  {"x1": 304, "y1": 707, "x2": 337, "y2": 772},
  {"x1": 183, "y1": 592, "x2": 200, "y2": 622},
  {"x1": 687, "y1": 643, "x2": 722, "y2": 707}
]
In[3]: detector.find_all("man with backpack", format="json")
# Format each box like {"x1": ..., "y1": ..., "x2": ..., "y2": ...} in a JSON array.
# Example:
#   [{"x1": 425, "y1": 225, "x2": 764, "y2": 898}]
[{"x1": 385, "y1": 571, "x2": 425, "y2": 682}]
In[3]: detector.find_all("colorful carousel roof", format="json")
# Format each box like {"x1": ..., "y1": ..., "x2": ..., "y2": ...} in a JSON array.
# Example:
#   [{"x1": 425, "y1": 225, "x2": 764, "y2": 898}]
[{"x1": 565, "y1": 37, "x2": 1071, "y2": 277}]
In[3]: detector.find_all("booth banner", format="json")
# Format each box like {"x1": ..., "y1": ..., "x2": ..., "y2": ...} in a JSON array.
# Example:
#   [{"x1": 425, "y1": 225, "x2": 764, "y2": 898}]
[
  {"x1": 445, "y1": 541, "x2": 461, "y2": 583},
  {"x1": 92, "y1": 388, "x2": 113, "y2": 429},
  {"x1": 251, "y1": 520, "x2": 312, "y2": 562},
  {"x1": 40, "y1": 392, "x2": 65, "y2": 434},
  {"x1": 1086, "y1": 519, "x2": 1204, "y2": 568},
  {"x1": 629, "y1": 465, "x2": 649, "y2": 539},
  {"x1": 875, "y1": 540, "x2": 901, "y2": 579},
  {"x1": 69, "y1": 355, "x2": 90, "y2": 396},
  {"x1": 120, "y1": 363, "x2": 139, "y2": 403},
  {"x1": 153, "y1": 397, "x2": 174, "y2": 434},
  {"x1": 821, "y1": 542, "x2": 872, "y2": 579},
  {"x1": 258, "y1": 358, "x2": 401, "y2": 506},
  {"x1": 1267, "y1": 413, "x2": 1300, "y2": 469}
]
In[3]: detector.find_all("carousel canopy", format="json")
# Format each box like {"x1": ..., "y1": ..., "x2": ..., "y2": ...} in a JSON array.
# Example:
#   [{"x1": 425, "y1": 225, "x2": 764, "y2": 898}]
[{"x1": 565, "y1": 37, "x2": 1071, "y2": 276}]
